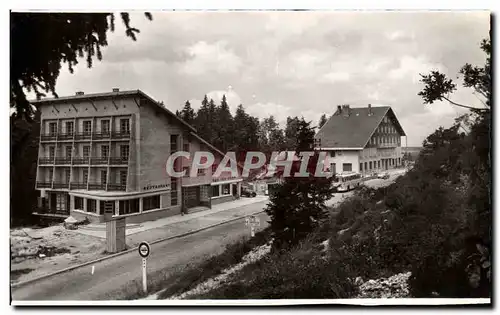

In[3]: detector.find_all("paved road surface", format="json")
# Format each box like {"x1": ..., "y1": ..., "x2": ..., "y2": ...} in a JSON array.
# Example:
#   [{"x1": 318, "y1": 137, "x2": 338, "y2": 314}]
[{"x1": 12, "y1": 205, "x2": 269, "y2": 301}]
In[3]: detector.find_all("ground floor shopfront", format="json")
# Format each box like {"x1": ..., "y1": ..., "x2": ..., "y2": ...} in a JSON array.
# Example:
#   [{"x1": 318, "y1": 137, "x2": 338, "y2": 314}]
[{"x1": 35, "y1": 179, "x2": 243, "y2": 224}]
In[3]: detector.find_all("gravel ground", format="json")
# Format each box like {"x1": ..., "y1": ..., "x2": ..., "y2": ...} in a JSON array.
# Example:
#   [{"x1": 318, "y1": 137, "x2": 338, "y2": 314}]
[{"x1": 355, "y1": 272, "x2": 412, "y2": 298}]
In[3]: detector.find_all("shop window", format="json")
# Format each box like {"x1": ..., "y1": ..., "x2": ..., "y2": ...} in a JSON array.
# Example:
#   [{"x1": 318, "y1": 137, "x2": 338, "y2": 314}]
[
  {"x1": 212, "y1": 185, "x2": 220, "y2": 197},
  {"x1": 143, "y1": 195, "x2": 161, "y2": 211}
]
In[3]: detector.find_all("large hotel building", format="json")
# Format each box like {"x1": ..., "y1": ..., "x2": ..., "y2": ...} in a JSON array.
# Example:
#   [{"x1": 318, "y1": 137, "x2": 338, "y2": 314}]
[{"x1": 33, "y1": 89, "x2": 243, "y2": 223}]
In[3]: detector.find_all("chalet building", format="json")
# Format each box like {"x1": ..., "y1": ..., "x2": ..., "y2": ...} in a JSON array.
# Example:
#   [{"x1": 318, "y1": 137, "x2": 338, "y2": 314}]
[
  {"x1": 314, "y1": 104, "x2": 407, "y2": 175},
  {"x1": 32, "y1": 89, "x2": 242, "y2": 223}
]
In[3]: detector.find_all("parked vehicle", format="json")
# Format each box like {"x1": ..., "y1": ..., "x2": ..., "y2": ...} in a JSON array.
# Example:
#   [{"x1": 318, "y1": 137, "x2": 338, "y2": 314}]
[
  {"x1": 333, "y1": 172, "x2": 363, "y2": 192},
  {"x1": 241, "y1": 186, "x2": 257, "y2": 197},
  {"x1": 377, "y1": 172, "x2": 390, "y2": 179}
]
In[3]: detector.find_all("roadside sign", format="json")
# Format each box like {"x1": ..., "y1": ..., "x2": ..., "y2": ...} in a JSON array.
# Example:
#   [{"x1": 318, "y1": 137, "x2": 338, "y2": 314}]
[
  {"x1": 138, "y1": 241, "x2": 150, "y2": 258},
  {"x1": 245, "y1": 215, "x2": 260, "y2": 227},
  {"x1": 138, "y1": 241, "x2": 150, "y2": 293}
]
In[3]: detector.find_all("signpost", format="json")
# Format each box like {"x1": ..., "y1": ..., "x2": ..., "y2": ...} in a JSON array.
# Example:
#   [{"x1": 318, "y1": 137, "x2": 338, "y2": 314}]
[
  {"x1": 245, "y1": 215, "x2": 260, "y2": 237},
  {"x1": 138, "y1": 242, "x2": 151, "y2": 293}
]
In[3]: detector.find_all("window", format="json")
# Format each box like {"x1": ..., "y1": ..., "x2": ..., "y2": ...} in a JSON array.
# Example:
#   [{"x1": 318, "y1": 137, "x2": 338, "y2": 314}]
[
  {"x1": 119, "y1": 170, "x2": 127, "y2": 186},
  {"x1": 120, "y1": 118, "x2": 130, "y2": 134},
  {"x1": 378, "y1": 161, "x2": 381, "y2": 168},
  {"x1": 100, "y1": 170, "x2": 107, "y2": 185},
  {"x1": 143, "y1": 195, "x2": 161, "y2": 211},
  {"x1": 83, "y1": 146, "x2": 90, "y2": 158},
  {"x1": 171, "y1": 178, "x2": 178, "y2": 206},
  {"x1": 74, "y1": 197, "x2": 84, "y2": 210},
  {"x1": 83, "y1": 121, "x2": 92, "y2": 135},
  {"x1": 48, "y1": 146, "x2": 55, "y2": 158},
  {"x1": 212, "y1": 185, "x2": 220, "y2": 197},
  {"x1": 87, "y1": 199, "x2": 97, "y2": 213},
  {"x1": 56, "y1": 193, "x2": 68, "y2": 212},
  {"x1": 342, "y1": 163, "x2": 352, "y2": 172},
  {"x1": 330, "y1": 151, "x2": 336, "y2": 157},
  {"x1": 83, "y1": 169, "x2": 88, "y2": 183},
  {"x1": 66, "y1": 146, "x2": 73, "y2": 158},
  {"x1": 65, "y1": 169, "x2": 71, "y2": 183},
  {"x1": 65, "y1": 121, "x2": 74, "y2": 135},
  {"x1": 101, "y1": 120, "x2": 110, "y2": 133},
  {"x1": 119, "y1": 199, "x2": 139, "y2": 215},
  {"x1": 369, "y1": 161, "x2": 372, "y2": 170},
  {"x1": 170, "y1": 135, "x2": 178, "y2": 152},
  {"x1": 49, "y1": 122, "x2": 57, "y2": 136},
  {"x1": 222, "y1": 184, "x2": 230, "y2": 195},
  {"x1": 183, "y1": 142, "x2": 190, "y2": 153},
  {"x1": 101, "y1": 145, "x2": 109, "y2": 159},
  {"x1": 120, "y1": 145, "x2": 129, "y2": 160},
  {"x1": 48, "y1": 169, "x2": 54, "y2": 181},
  {"x1": 198, "y1": 169, "x2": 205, "y2": 176},
  {"x1": 359, "y1": 163, "x2": 363, "y2": 171}
]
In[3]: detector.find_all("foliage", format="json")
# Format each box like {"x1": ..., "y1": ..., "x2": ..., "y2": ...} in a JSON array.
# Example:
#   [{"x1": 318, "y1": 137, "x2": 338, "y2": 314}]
[
  {"x1": 11, "y1": 12, "x2": 152, "y2": 120},
  {"x1": 265, "y1": 119, "x2": 334, "y2": 250},
  {"x1": 318, "y1": 114, "x2": 328, "y2": 129}
]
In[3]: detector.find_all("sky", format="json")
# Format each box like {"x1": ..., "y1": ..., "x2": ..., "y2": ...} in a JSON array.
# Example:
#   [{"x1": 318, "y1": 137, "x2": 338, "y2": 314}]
[{"x1": 47, "y1": 10, "x2": 490, "y2": 147}]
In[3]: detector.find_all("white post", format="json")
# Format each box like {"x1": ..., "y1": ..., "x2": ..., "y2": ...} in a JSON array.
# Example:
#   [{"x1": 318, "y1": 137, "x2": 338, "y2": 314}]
[{"x1": 142, "y1": 258, "x2": 147, "y2": 293}]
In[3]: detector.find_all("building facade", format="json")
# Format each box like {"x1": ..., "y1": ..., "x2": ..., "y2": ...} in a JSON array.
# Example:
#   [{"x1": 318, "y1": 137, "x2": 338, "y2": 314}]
[
  {"x1": 315, "y1": 104, "x2": 407, "y2": 175},
  {"x1": 33, "y1": 89, "x2": 242, "y2": 223}
]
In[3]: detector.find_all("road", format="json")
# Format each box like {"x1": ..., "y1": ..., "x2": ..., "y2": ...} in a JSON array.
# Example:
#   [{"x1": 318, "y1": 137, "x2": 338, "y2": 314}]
[
  {"x1": 12, "y1": 170, "x2": 405, "y2": 301},
  {"x1": 12, "y1": 208, "x2": 269, "y2": 301}
]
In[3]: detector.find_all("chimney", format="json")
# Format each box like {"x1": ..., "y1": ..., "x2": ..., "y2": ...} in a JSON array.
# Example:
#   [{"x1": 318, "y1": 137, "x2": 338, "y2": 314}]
[
  {"x1": 112, "y1": 88, "x2": 120, "y2": 92},
  {"x1": 342, "y1": 104, "x2": 350, "y2": 117},
  {"x1": 336, "y1": 105, "x2": 342, "y2": 115},
  {"x1": 75, "y1": 91, "x2": 84, "y2": 96},
  {"x1": 368, "y1": 103, "x2": 373, "y2": 116}
]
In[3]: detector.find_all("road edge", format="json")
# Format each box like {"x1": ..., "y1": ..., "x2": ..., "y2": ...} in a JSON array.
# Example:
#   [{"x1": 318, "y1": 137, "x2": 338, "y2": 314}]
[{"x1": 11, "y1": 210, "x2": 266, "y2": 289}]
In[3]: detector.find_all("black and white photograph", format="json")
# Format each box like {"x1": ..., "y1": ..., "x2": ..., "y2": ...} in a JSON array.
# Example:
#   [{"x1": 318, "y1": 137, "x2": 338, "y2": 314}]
[{"x1": 8, "y1": 4, "x2": 492, "y2": 307}]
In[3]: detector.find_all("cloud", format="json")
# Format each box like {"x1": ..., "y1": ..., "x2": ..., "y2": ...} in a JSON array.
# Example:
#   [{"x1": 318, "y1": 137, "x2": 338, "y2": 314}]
[{"x1": 177, "y1": 40, "x2": 243, "y2": 76}]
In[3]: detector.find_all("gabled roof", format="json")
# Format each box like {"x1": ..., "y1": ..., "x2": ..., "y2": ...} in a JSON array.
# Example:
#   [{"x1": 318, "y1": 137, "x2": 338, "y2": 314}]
[
  {"x1": 315, "y1": 105, "x2": 406, "y2": 149},
  {"x1": 30, "y1": 89, "x2": 197, "y2": 133}
]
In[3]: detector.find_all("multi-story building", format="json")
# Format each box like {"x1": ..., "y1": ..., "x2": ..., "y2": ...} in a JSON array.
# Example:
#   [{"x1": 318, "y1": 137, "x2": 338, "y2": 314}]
[
  {"x1": 314, "y1": 104, "x2": 407, "y2": 175},
  {"x1": 32, "y1": 89, "x2": 242, "y2": 223}
]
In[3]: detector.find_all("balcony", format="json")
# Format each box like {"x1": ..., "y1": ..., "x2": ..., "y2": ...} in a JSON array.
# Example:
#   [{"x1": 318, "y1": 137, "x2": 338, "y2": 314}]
[
  {"x1": 75, "y1": 132, "x2": 92, "y2": 140},
  {"x1": 36, "y1": 181, "x2": 52, "y2": 189},
  {"x1": 58, "y1": 133, "x2": 74, "y2": 141},
  {"x1": 40, "y1": 134, "x2": 57, "y2": 142},
  {"x1": 112, "y1": 131, "x2": 131, "y2": 139},
  {"x1": 73, "y1": 157, "x2": 90, "y2": 165},
  {"x1": 109, "y1": 157, "x2": 128, "y2": 165},
  {"x1": 90, "y1": 157, "x2": 108, "y2": 165},
  {"x1": 38, "y1": 157, "x2": 54, "y2": 165},
  {"x1": 55, "y1": 157, "x2": 72, "y2": 165},
  {"x1": 53, "y1": 182, "x2": 70, "y2": 189},
  {"x1": 70, "y1": 182, "x2": 87, "y2": 190},
  {"x1": 88, "y1": 183, "x2": 107, "y2": 190},
  {"x1": 378, "y1": 143, "x2": 398, "y2": 148},
  {"x1": 92, "y1": 132, "x2": 111, "y2": 140},
  {"x1": 108, "y1": 183, "x2": 127, "y2": 191}
]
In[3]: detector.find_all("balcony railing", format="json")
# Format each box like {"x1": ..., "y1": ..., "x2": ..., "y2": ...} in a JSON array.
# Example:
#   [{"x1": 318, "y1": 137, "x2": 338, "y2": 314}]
[
  {"x1": 112, "y1": 131, "x2": 131, "y2": 139},
  {"x1": 55, "y1": 157, "x2": 72, "y2": 165},
  {"x1": 69, "y1": 182, "x2": 87, "y2": 190},
  {"x1": 75, "y1": 132, "x2": 92, "y2": 140},
  {"x1": 58, "y1": 133, "x2": 74, "y2": 140},
  {"x1": 73, "y1": 157, "x2": 90, "y2": 165},
  {"x1": 36, "y1": 181, "x2": 52, "y2": 188},
  {"x1": 109, "y1": 157, "x2": 128, "y2": 165},
  {"x1": 38, "y1": 157, "x2": 55, "y2": 165},
  {"x1": 92, "y1": 132, "x2": 111, "y2": 140},
  {"x1": 108, "y1": 183, "x2": 127, "y2": 191},
  {"x1": 53, "y1": 182, "x2": 70, "y2": 189},
  {"x1": 90, "y1": 157, "x2": 108, "y2": 165},
  {"x1": 88, "y1": 183, "x2": 107, "y2": 190},
  {"x1": 378, "y1": 143, "x2": 398, "y2": 148},
  {"x1": 40, "y1": 134, "x2": 57, "y2": 141}
]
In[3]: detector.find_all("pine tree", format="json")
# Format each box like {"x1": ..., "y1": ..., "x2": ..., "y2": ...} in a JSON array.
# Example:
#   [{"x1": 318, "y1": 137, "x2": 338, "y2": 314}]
[
  {"x1": 214, "y1": 95, "x2": 234, "y2": 152},
  {"x1": 265, "y1": 118, "x2": 334, "y2": 250},
  {"x1": 194, "y1": 95, "x2": 211, "y2": 140},
  {"x1": 318, "y1": 114, "x2": 328, "y2": 129},
  {"x1": 179, "y1": 100, "x2": 196, "y2": 125},
  {"x1": 285, "y1": 116, "x2": 300, "y2": 149}
]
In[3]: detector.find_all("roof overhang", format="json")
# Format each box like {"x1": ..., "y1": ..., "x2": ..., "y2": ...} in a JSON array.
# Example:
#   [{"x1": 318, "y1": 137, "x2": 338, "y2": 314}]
[{"x1": 316, "y1": 147, "x2": 364, "y2": 151}]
